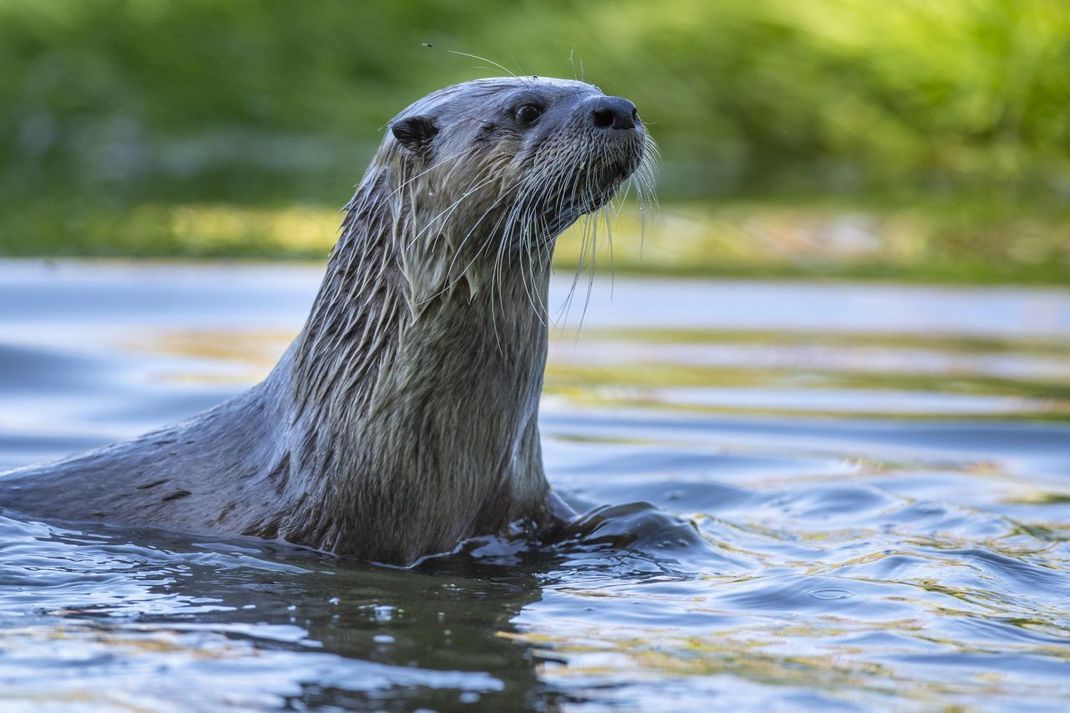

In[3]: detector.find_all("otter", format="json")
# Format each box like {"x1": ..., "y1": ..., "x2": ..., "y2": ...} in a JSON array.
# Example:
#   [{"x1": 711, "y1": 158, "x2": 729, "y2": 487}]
[{"x1": 0, "y1": 77, "x2": 653, "y2": 565}]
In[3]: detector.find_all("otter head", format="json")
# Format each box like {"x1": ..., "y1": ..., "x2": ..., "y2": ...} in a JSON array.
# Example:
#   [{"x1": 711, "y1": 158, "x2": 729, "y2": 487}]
[{"x1": 363, "y1": 77, "x2": 654, "y2": 307}]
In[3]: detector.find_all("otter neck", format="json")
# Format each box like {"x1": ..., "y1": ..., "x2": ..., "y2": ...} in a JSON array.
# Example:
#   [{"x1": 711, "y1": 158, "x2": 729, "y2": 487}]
[{"x1": 286, "y1": 175, "x2": 554, "y2": 559}]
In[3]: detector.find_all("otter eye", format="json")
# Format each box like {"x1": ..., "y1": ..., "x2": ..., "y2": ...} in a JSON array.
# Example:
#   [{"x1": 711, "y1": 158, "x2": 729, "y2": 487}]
[{"x1": 514, "y1": 104, "x2": 543, "y2": 126}]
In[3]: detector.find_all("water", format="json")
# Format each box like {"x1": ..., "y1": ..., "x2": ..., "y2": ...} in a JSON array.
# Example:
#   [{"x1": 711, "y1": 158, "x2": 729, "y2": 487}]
[{"x1": 1, "y1": 259, "x2": 1069, "y2": 712}]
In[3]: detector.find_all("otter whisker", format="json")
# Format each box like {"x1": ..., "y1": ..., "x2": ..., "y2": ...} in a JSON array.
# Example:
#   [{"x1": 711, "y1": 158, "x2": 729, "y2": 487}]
[
  {"x1": 509, "y1": 176, "x2": 557, "y2": 322},
  {"x1": 578, "y1": 172, "x2": 604, "y2": 334},
  {"x1": 447, "y1": 50, "x2": 517, "y2": 78},
  {"x1": 555, "y1": 145, "x2": 595, "y2": 325},
  {"x1": 386, "y1": 146, "x2": 472, "y2": 200},
  {"x1": 438, "y1": 189, "x2": 515, "y2": 298},
  {"x1": 403, "y1": 172, "x2": 498, "y2": 251}
]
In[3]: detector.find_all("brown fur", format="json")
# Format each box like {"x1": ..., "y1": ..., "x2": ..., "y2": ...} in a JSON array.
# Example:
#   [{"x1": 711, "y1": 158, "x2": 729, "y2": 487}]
[{"x1": 0, "y1": 77, "x2": 653, "y2": 564}]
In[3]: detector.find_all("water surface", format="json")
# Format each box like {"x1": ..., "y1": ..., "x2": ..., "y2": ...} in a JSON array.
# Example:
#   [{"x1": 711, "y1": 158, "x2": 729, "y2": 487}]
[{"x1": 1, "y1": 260, "x2": 1069, "y2": 711}]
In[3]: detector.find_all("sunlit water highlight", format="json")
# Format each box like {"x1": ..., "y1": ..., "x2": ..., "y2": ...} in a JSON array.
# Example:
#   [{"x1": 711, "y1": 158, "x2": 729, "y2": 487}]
[{"x1": 1, "y1": 260, "x2": 1068, "y2": 711}]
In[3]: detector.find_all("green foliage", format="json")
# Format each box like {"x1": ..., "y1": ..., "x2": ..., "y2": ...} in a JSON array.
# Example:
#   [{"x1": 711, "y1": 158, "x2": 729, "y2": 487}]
[
  {"x1": 0, "y1": 0, "x2": 1067, "y2": 280},
  {"x1": 3, "y1": 0, "x2": 1069, "y2": 199}
]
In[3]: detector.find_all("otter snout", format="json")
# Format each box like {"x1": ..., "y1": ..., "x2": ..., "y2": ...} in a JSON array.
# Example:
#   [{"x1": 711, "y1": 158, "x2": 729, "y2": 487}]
[{"x1": 589, "y1": 96, "x2": 640, "y2": 131}]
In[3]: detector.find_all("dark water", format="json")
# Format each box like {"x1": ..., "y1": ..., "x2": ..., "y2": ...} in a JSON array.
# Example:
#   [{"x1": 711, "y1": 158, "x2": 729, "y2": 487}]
[{"x1": 1, "y1": 260, "x2": 1069, "y2": 711}]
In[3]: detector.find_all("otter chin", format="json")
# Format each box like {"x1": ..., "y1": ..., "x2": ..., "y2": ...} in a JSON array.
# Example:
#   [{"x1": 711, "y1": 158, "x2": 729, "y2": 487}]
[{"x1": 0, "y1": 77, "x2": 654, "y2": 565}]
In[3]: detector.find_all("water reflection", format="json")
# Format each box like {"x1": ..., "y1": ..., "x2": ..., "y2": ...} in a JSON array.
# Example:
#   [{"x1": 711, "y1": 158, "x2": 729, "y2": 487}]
[
  {"x1": 1, "y1": 261, "x2": 1069, "y2": 711},
  {"x1": 0, "y1": 516, "x2": 551, "y2": 710}
]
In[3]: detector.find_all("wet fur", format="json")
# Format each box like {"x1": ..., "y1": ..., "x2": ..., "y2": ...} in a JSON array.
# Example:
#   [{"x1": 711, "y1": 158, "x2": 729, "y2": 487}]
[{"x1": 0, "y1": 78, "x2": 655, "y2": 564}]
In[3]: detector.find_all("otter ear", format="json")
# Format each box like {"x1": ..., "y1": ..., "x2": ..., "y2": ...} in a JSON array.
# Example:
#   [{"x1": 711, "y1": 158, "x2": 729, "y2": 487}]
[{"x1": 391, "y1": 115, "x2": 438, "y2": 155}]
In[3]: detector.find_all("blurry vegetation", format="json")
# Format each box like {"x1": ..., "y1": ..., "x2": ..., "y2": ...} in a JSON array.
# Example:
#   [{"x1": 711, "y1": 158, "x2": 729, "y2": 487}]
[{"x1": 0, "y1": 0, "x2": 1068, "y2": 281}]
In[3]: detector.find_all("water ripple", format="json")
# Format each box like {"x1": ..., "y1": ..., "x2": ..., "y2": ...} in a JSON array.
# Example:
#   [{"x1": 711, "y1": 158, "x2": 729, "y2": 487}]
[{"x1": 1, "y1": 264, "x2": 1069, "y2": 711}]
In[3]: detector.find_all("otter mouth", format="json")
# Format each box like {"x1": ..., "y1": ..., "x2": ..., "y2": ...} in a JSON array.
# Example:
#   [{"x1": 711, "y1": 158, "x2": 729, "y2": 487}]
[
  {"x1": 531, "y1": 167, "x2": 638, "y2": 237},
  {"x1": 551, "y1": 142, "x2": 644, "y2": 222},
  {"x1": 537, "y1": 175, "x2": 630, "y2": 236}
]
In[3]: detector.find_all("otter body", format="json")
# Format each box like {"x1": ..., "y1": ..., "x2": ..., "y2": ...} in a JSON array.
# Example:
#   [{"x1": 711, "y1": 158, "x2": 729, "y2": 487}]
[{"x1": 0, "y1": 77, "x2": 651, "y2": 564}]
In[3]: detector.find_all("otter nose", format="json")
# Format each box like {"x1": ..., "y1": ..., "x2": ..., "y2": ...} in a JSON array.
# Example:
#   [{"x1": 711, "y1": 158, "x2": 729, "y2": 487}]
[{"x1": 590, "y1": 96, "x2": 639, "y2": 130}]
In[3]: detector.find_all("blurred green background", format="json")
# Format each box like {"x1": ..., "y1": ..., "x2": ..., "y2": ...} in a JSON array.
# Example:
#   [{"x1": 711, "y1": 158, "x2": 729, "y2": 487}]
[{"x1": 1, "y1": 0, "x2": 1068, "y2": 282}]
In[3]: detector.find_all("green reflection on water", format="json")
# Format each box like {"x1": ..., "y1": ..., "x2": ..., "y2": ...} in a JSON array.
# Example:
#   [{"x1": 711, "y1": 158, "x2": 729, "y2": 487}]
[{"x1": 545, "y1": 328, "x2": 1070, "y2": 421}]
